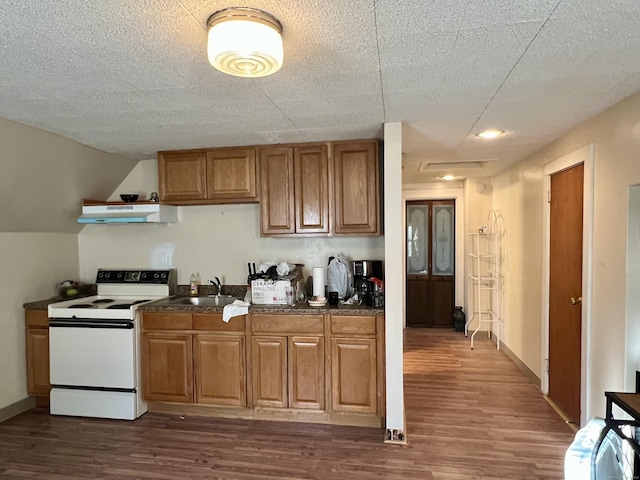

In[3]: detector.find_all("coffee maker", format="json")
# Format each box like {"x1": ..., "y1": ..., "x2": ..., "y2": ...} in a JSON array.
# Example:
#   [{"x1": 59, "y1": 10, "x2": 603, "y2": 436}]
[{"x1": 352, "y1": 260, "x2": 383, "y2": 306}]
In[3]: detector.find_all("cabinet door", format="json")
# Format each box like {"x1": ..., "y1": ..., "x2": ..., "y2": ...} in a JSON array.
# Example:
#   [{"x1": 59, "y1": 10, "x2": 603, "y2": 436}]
[
  {"x1": 205, "y1": 148, "x2": 258, "y2": 203},
  {"x1": 252, "y1": 336, "x2": 288, "y2": 408},
  {"x1": 142, "y1": 332, "x2": 193, "y2": 402},
  {"x1": 331, "y1": 337, "x2": 377, "y2": 414},
  {"x1": 260, "y1": 147, "x2": 295, "y2": 235},
  {"x1": 26, "y1": 326, "x2": 50, "y2": 396},
  {"x1": 294, "y1": 145, "x2": 330, "y2": 234},
  {"x1": 194, "y1": 334, "x2": 246, "y2": 406},
  {"x1": 288, "y1": 336, "x2": 325, "y2": 410},
  {"x1": 158, "y1": 151, "x2": 207, "y2": 202},
  {"x1": 332, "y1": 141, "x2": 380, "y2": 235}
]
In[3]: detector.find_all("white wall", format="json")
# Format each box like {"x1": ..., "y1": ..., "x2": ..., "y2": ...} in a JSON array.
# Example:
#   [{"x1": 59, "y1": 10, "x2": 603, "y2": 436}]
[
  {"x1": 384, "y1": 122, "x2": 405, "y2": 432},
  {"x1": 492, "y1": 89, "x2": 640, "y2": 420},
  {"x1": 0, "y1": 233, "x2": 79, "y2": 409}
]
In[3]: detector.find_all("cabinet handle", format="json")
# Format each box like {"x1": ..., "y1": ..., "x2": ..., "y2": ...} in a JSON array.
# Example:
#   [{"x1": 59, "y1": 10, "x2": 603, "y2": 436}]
[{"x1": 570, "y1": 297, "x2": 582, "y2": 305}]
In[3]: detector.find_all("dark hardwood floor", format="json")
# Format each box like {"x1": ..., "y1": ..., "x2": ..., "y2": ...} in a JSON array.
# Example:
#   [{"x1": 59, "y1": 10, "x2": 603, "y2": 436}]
[{"x1": 0, "y1": 329, "x2": 574, "y2": 479}]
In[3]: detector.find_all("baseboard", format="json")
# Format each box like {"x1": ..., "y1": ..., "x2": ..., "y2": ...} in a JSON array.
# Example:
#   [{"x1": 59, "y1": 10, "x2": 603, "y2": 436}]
[
  {"x1": 0, "y1": 396, "x2": 36, "y2": 423},
  {"x1": 490, "y1": 335, "x2": 541, "y2": 389}
]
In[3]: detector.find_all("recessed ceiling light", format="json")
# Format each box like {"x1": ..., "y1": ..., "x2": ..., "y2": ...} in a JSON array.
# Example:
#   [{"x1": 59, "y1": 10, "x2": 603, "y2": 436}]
[
  {"x1": 442, "y1": 175, "x2": 455, "y2": 181},
  {"x1": 475, "y1": 129, "x2": 505, "y2": 139}
]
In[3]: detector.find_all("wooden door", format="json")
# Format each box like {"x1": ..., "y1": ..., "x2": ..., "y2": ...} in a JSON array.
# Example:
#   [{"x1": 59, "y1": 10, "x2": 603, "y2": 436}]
[
  {"x1": 288, "y1": 336, "x2": 325, "y2": 410},
  {"x1": 332, "y1": 140, "x2": 380, "y2": 235},
  {"x1": 205, "y1": 148, "x2": 258, "y2": 203},
  {"x1": 158, "y1": 151, "x2": 207, "y2": 202},
  {"x1": 142, "y1": 332, "x2": 193, "y2": 402},
  {"x1": 252, "y1": 336, "x2": 288, "y2": 408},
  {"x1": 548, "y1": 163, "x2": 584, "y2": 425},
  {"x1": 331, "y1": 337, "x2": 377, "y2": 414},
  {"x1": 194, "y1": 334, "x2": 246, "y2": 406},
  {"x1": 294, "y1": 145, "x2": 330, "y2": 234},
  {"x1": 406, "y1": 200, "x2": 455, "y2": 328},
  {"x1": 260, "y1": 147, "x2": 295, "y2": 235}
]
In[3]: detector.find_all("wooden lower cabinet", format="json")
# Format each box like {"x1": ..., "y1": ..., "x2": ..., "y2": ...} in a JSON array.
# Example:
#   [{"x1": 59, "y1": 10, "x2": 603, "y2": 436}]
[
  {"x1": 331, "y1": 338, "x2": 378, "y2": 414},
  {"x1": 142, "y1": 332, "x2": 194, "y2": 403},
  {"x1": 288, "y1": 336, "x2": 325, "y2": 410},
  {"x1": 25, "y1": 310, "x2": 50, "y2": 396},
  {"x1": 142, "y1": 311, "x2": 382, "y2": 425},
  {"x1": 252, "y1": 335, "x2": 325, "y2": 410},
  {"x1": 142, "y1": 312, "x2": 247, "y2": 407},
  {"x1": 195, "y1": 334, "x2": 246, "y2": 406},
  {"x1": 252, "y1": 336, "x2": 288, "y2": 408}
]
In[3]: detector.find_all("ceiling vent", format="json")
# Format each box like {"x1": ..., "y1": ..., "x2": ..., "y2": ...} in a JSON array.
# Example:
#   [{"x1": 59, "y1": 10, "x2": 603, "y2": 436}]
[{"x1": 417, "y1": 160, "x2": 495, "y2": 173}]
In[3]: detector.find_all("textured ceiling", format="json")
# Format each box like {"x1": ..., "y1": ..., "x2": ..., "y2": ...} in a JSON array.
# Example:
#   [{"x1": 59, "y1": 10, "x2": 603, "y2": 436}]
[{"x1": 0, "y1": 1, "x2": 639, "y2": 183}]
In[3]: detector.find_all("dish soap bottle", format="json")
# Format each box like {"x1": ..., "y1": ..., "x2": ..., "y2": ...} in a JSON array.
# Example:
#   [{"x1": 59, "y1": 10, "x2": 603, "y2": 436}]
[{"x1": 189, "y1": 273, "x2": 199, "y2": 296}]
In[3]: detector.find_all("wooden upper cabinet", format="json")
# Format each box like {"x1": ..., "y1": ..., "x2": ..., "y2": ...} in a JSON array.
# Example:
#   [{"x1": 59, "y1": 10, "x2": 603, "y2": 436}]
[
  {"x1": 332, "y1": 140, "x2": 381, "y2": 235},
  {"x1": 260, "y1": 147, "x2": 296, "y2": 235},
  {"x1": 295, "y1": 145, "x2": 330, "y2": 234},
  {"x1": 205, "y1": 148, "x2": 258, "y2": 202},
  {"x1": 260, "y1": 144, "x2": 329, "y2": 236},
  {"x1": 158, "y1": 151, "x2": 207, "y2": 202},
  {"x1": 158, "y1": 147, "x2": 258, "y2": 205}
]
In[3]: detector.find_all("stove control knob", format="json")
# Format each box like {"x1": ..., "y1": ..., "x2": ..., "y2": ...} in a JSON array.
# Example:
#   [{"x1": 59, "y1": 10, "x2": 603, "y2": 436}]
[{"x1": 154, "y1": 272, "x2": 159, "y2": 278}]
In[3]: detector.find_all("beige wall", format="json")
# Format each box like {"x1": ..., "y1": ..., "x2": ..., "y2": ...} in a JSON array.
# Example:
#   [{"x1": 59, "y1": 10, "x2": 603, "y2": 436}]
[
  {"x1": 492, "y1": 90, "x2": 640, "y2": 420},
  {"x1": 0, "y1": 117, "x2": 135, "y2": 234},
  {"x1": 0, "y1": 233, "x2": 79, "y2": 409},
  {"x1": 0, "y1": 118, "x2": 135, "y2": 412}
]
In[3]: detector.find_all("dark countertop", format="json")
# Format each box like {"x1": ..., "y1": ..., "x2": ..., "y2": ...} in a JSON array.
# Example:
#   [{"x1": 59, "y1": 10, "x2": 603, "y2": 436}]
[
  {"x1": 139, "y1": 296, "x2": 383, "y2": 316},
  {"x1": 24, "y1": 287, "x2": 384, "y2": 316}
]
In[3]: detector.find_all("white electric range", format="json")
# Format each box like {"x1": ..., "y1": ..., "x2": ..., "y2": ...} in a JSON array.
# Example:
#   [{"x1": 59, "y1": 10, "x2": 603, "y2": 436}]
[{"x1": 47, "y1": 269, "x2": 176, "y2": 420}]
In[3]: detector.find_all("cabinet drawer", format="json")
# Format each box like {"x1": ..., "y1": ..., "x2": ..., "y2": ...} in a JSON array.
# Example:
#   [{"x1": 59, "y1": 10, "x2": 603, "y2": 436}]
[
  {"x1": 142, "y1": 313, "x2": 193, "y2": 330},
  {"x1": 252, "y1": 314, "x2": 324, "y2": 334},
  {"x1": 330, "y1": 315, "x2": 376, "y2": 335},
  {"x1": 26, "y1": 309, "x2": 49, "y2": 327},
  {"x1": 193, "y1": 313, "x2": 246, "y2": 332}
]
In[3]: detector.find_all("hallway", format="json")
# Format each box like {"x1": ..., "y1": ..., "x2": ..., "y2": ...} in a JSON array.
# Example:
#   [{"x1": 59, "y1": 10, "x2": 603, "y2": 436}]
[
  {"x1": 404, "y1": 328, "x2": 575, "y2": 478},
  {"x1": 0, "y1": 329, "x2": 574, "y2": 479}
]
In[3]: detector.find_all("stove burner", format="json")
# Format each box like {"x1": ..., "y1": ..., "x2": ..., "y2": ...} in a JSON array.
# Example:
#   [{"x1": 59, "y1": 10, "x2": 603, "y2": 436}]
[
  {"x1": 92, "y1": 298, "x2": 115, "y2": 304},
  {"x1": 105, "y1": 299, "x2": 150, "y2": 309},
  {"x1": 68, "y1": 304, "x2": 95, "y2": 309},
  {"x1": 106, "y1": 304, "x2": 133, "y2": 309}
]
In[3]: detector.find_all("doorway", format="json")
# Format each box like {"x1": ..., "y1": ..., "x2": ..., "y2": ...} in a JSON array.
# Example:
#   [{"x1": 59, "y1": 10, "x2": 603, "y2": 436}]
[
  {"x1": 548, "y1": 163, "x2": 584, "y2": 425},
  {"x1": 406, "y1": 200, "x2": 455, "y2": 328},
  {"x1": 542, "y1": 143, "x2": 594, "y2": 428}
]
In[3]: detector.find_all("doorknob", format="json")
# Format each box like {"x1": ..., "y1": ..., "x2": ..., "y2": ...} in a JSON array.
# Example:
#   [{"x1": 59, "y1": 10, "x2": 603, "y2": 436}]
[{"x1": 570, "y1": 297, "x2": 582, "y2": 305}]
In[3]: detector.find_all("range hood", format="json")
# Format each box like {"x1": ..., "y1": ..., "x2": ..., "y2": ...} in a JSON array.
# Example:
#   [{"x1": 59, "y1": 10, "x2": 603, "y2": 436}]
[{"x1": 78, "y1": 201, "x2": 178, "y2": 224}]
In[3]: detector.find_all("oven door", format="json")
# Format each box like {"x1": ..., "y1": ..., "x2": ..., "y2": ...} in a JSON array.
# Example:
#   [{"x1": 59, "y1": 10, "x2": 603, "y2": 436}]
[{"x1": 49, "y1": 318, "x2": 136, "y2": 389}]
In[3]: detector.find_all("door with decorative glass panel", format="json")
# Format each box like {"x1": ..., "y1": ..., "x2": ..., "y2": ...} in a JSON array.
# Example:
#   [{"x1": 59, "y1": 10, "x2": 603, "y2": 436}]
[{"x1": 406, "y1": 200, "x2": 455, "y2": 328}]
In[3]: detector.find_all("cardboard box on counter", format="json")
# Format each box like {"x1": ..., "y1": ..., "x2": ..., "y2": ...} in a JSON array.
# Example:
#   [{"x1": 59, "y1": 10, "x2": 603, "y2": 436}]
[{"x1": 251, "y1": 279, "x2": 291, "y2": 305}]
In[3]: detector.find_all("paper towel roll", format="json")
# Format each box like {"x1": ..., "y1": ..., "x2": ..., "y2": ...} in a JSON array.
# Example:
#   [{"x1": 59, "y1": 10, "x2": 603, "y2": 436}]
[{"x1": 312, "y1": 267, "x2": 325, "y2": 298}]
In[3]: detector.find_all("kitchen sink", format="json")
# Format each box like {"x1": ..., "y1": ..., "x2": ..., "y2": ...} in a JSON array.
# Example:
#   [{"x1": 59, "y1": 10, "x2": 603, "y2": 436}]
[{"x1": 171, "y1": 295, "x2": 238, "y2": 307}]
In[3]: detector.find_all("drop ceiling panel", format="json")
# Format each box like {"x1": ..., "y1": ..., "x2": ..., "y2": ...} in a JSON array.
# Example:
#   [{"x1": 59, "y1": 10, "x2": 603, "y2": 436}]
[{"x1": 0, "y1": 0, "x2": 636, "y2": 182}]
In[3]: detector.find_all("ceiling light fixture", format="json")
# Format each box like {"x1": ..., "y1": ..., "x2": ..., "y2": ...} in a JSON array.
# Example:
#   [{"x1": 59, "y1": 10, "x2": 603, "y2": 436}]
[
  {"x1": 207, "y1": 7, "x2": 283, "y2": 78},
  {"x1": 475, "y1": 129, "x2": 505, "y2": 139},
  {"x1": 442, "y1": 175, "x2": 455, "y2": 181}
]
